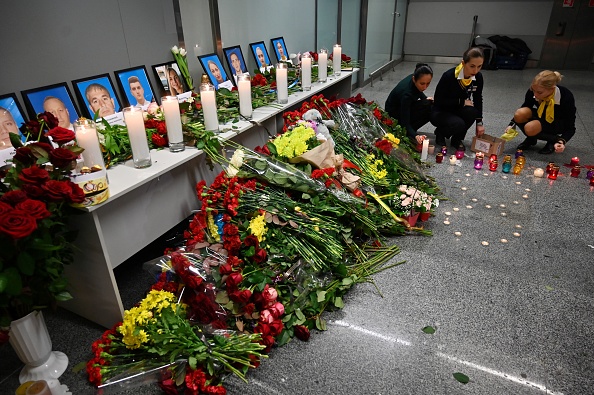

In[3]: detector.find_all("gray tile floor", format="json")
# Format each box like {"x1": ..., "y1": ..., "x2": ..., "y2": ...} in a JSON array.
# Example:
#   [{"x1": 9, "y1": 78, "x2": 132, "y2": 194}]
[{"x1": 1, "y1": 62, "x2": 593, "y2": 395}]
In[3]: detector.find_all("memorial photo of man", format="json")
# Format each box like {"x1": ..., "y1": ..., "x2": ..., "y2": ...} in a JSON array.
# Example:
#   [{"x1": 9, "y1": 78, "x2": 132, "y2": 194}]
[
  {"x1": 128, "y1": 76, "x2": 152, "y2": 111},
  {"x1": 0, "y1": 106, "x2": 19, "y2": 150},
  {"x1": 85, "y1": 83, "x2": 116, "y2": 118},
  {"x1": 43, "y1": 96, "x2": 74, "y2": 130}
]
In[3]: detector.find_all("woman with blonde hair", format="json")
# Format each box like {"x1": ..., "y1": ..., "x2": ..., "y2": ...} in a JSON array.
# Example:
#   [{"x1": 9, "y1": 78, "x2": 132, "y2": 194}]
[{"x1": 507, "y1": 70, "x2": 576, "y2": 154}]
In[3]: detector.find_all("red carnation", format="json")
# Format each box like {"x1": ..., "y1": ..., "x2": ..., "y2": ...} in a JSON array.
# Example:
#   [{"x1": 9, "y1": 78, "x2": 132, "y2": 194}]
[{"x1": 151, "y1": 133, "x2": 168, "y2": 147}]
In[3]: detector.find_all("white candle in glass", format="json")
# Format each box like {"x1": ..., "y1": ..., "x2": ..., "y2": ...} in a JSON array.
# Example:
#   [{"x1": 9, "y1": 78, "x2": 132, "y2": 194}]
[
  {"x1": 200, "y1": 84, "x2": 219, "y2": 132},
  {"x1": 318, "y1": 49, "x2": 328, "y2": 82},
  {"x1": 333, "y1": 44, "x2": 342, "y2": 76},
  {"x1": 237, "y1": 74, "x2": 252, "y2": 119},
  {"x1": 301, "y1": 54, "x2": 312, "y2": 91},
  {"x1": 449, "y1": 155, "x2": 457, "y2": 165},
  {"x1": 533, "y1": 168, "x2": 545, "y2": 178},
  {"x1": 74, "y1": 119, "x2": 105, "y2": 168},
  {"x1": 122, "y1": 106, "x2": 151, "y2": 168},
  {"x1": 421, "y1": 139, "x2": 429, "y2": 161},
  {"x1": 276, "y1": 63, "x2": 288, "y2": 104},
  {"x1": 161, "y1": 96, "x2": 185, "y2": 152}
]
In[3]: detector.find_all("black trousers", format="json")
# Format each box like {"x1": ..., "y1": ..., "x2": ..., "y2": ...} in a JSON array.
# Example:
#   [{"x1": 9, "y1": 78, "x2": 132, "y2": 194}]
[
  {"x1": 430, "y1": 106, "x2": 480, "y2": 144},
  {"x1": 409, "y1": 99, "x2": 433, "y2": 132}
]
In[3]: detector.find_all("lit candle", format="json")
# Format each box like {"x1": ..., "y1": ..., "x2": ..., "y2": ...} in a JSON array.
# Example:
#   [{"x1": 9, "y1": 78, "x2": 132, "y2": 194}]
[
  {"x1": 420, "y1": 139, "x2": 429, "y2": 160},
  {"x1": 200, "y1": 80, "x2": 219, "y2": 132},
  {"x1": 590, "y1": 176, "x2": 594, "y2": 186},
  {"x1": 586, "y1": 168, "x2": 594, "y2": 179},
  {"x1": 333, "y1": 44, "x2": 342, "y2": 76},
  {"x1": 24, "y1": 380, "x2": 52, "y2": 395},
  {"x1": 74, "y1": 119, "x2": 105, "y2": 168},
  {"x1": 161, "y1": 96, "x2": 185, "y2": 152},
  {"x1": 441, "y1": 146, "x2": 448, "y2": 155},
  {"x1": 570, "y1": 156, "x2": 579, "y2": 166},
  {"x1": 449, "y1": 155, "x2": 457, "y2": 165},
  {"x1": 436, "y1": 153, "x2": 444, "y2": 163},
  {"x1": 122, "y1": 106, "x2": 151, "y2": 168},
  {"x1": 489, "y1": 159, "x2": 498, "y2": 171},
  {"x1": 276, "y1": 63, "x2": 288, "y2": 104},
  {"x1": 455, "y1": 146, "x2": 465, "y2": 160},
  {"x1": 546, "y1": 162, "x2": 555, "y2": 174},
  {"x1": 301, "y1": 53, "x2": 312, "y2": 91},
  {"x1": 548, "y1": 165, "x2": 560, "y2": 180},
  {"x1": 318, "y1": 49, "x2": 328, "y2": 82},
  {"x1": 533, "y1": 168, "x2": 545, "y2": 178},
  {"x1": 237, "y1": 74, "x2": 252, "y2": 119},
  {"x1": 474, "y1": 152, "x2": 484, "y2": 170},
  {"x1": 570, "y1": 165, "x2": 581, "y2": 177}
]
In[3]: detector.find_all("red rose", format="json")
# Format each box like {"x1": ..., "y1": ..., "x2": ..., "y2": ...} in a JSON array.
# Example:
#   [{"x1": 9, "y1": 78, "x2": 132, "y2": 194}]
[
  {"x1": 253, "y1": 248, "x2": 267, "y2": 264},
  {"x1": 47, "y1": 127, "x2": 76, "y2": 145},
  {"x1": 0, "y1": 209, "x2": 38, "y2": 239},
  {"x1": 13, "y1": 147, "x2": 35, "y2": 166},
  {"x1": 261, "y1": 284, "x2": 278, "y2": 306},
  {"x1": 248, "y1": 353, "x2": 261, "y2": 369},
  {"x1": 242, "y1": 302, "x2": 255, "y2": 315},
  {"x1": 243, "y1": 234, "x2": 259, "y2": 248},
  {"x1": 219, "y1": 263, "x2": 233, "y2": 275},
  {"x1": 18, "y1": 165, "x2": 50, "y2": 184},
  {"x1": 269, "y1": 319, "x2": 284, "y2": 336},
  {"x1": 254, "y1": 322, "x2": 270, "y2": 336},
  {"x1": 20, "y1": 120, "x2": 42, "y2": 140},
  {"x1": 229, "y1": 289, "x2": 252, "y2": 304},
  {"x1": 157, "y1": 378, "x2": 179, "y2": 395},
  {"x1": 225, "y1": 272, "x2": 243, "y2": 290},
  {"x1": 0, "y1": 190, "x2": 28, "y2": 205},
  {"x1": 69, "y1": 182, "x2": 86, "y2": 203},
  {"x1": 15, "y1": 199, "x2": 51, "y2": 220},
  {"x1": 38, "y1": 112, "x2": 59, "y2": 129},
  {"x1": 268, "y1": 302, "x2": 284, "y2": 318},
  {"x1": 261, "y1": 334, "x2": 275, "y2": 351},
  {"x1": 49, "y1": 147, "x2": 78, "y2": 168},
  {"x1": 259, "y1": 309, "x2": 274, "y2": 324},
  {"x1": 42, "y1": 180, "x2": 73, "y2": 201},
  {"x1": 21, "y1": 183, "x2": 45, "y2": 199},
  {"x1": 0, "y1": 202, "x2": 12, "y2": 215},
  {"x1": 294, "y1": 325, "x2": 310, "y2": 341},
  {"x1": 156, "y1": 122, "x2": 167, "y2": 135}
]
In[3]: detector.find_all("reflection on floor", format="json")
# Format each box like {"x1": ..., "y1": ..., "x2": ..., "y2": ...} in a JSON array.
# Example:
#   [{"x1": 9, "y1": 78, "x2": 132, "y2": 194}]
[{"x1": 1, "y1": 62, "x2": 593, "y2": 395}]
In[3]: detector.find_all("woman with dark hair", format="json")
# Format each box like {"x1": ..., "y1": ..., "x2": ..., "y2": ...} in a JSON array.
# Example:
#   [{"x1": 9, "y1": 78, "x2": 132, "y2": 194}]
[
  {"x1": 430, "y1": 47, "x2": 485, "y2": 150},
  {"x1": 506, "y1": 70, "x2": 575, "y2": 154},
  {"x1": 385, "y1": 63, "x2": 434, "y2": 145}
]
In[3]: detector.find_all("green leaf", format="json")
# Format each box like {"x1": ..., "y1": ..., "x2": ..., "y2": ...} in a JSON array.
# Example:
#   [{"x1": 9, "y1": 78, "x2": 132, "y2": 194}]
[
  {"x1": 317, "y1": 290, "x2": 327, "y2": 303},
  {"x1": 422, "y1": 326, "x2": 436, "y2": 334},
  {"x1": 295, "y1": 309, "x2": 306, "y2": 321},
  {"x1": 17, "y1": 252, "x2": 35, "y2": 276},
  {"x1": 215, "y1": 291, "x2": 229, "y2": 304},
  {"x1": 544, "y1": 285, "x2": 554, "y2": 291},
  {"x1": 315, "y1": 317, "x2": 327, "y2": 331},
  {"x1": 1, "y1": 268, "x2": 23, "y2": 295},
  {"x1": 54, "y1": 291, "x2": 73, "y2": 302},
  {"x1": 341, "y1": 277, "x2": 353, "y2": 286},
  {"x1": 247, "y1": 271, "x2": 266, "y2": 285},
  {"x1": 334, "y1": 296, "x2": 344, "y2": 308},
  {"x1": 302, "y1": 193, "x2": 311, "y2": 199},
  {"x1": 188, "y1": 356, "x2": 197, "y2": 370},
  {"x1": 453, "y1": 372, "x2": 469, "y2": 384},
  {"x1": 334, "y1": 263, "x2": 348, "y2": 277}
]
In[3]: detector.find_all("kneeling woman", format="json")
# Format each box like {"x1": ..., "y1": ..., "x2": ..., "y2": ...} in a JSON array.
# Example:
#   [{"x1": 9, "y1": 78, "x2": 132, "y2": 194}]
[
  {"x1": 507, "y1": 70, "x2": 576, "y2": 154},
  {"x1": 384, "y1": 63, "x2": 433, "y2": 145}
]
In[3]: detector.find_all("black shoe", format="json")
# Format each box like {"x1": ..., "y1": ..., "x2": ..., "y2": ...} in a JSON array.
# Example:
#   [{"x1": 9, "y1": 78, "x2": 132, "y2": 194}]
[
  {"x1": 451, "y1": 140, "x2": 465, "y2": 150},
  {"x1": 435, "y1": 135, "x2": 446, "y2": 147},
  {"x1": 517, "y1": 138, "x2": 537, "y2": 151},
  {"x1": 538, "y1": 142, "x2": 555, "y2": 154}
]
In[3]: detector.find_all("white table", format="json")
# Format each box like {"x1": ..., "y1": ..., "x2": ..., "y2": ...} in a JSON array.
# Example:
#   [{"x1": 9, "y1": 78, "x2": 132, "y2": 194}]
[{"x1": 62, "y1": 71, "x2": 355, "y2": 328}]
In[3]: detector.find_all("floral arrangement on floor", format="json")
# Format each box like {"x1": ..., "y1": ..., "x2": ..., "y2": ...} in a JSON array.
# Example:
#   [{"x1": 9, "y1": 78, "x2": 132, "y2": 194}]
[{"x1": 0, "y1": 112, "x2": 85, "y2": 331}]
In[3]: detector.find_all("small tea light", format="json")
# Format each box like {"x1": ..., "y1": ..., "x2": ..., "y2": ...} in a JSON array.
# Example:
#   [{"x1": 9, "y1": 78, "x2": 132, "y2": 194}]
[
  {"x1": 500, "y1": 239, "x2": 508, "y2": 243},
  {"x1": 570, "y1": 156, "x2": 580, "y2": 167},
  {"x1": 453, "y1": 207, "x2": 460, "y2": 212},
  {"x1": 522, "y1": 194, "x2": 529, "y2": 199},
  {"x1": 481, "y1": 241, "x2": 489, "y2": 246},
  {"x1": 485, "y1": 205, "x2": 492, "y2": 209},
  {"x1": 454, "y1": 231, "x2": 462, "y2": 236},
  {"x1": 449, "y1": 155, "x2": 458, "y2": 165},
  {"x1": 471, "y1": 198, "x2": 478, "y2": 202},
  {"x1": 461, "y1": 187, "x2": 467, "y2": 191},
  {"x1": 466, "y1": 205, "x2": 473, "y2": 209},
  {"x1": 445, "y1": 211, "x2": 452, "y2": 216},
  {"x1": 513, "y1": 232, "x2": 521, "y2": 237},
  {"x1": 501, "y1": 212, "x2": 507, "y2": 217},
  {"x1": 444, "y1": 220, "x2": 451, "y2": 225},
  {"x1": 533, "y1": 168, "x2": 545, "y2": 178}
]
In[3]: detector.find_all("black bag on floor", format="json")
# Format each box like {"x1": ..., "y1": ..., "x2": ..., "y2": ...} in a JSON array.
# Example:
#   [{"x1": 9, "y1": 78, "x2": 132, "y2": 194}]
[{"x1": 473, "y1": 37, "x2": 498, "y2": 70}]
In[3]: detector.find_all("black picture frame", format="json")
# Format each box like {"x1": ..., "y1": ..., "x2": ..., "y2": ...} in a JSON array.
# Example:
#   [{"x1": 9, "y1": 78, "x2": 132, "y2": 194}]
[
  {"x1": 197, "y1": 53, "x2": 234, "y2": 90},
  {"x1": 271, "y1": 37, "x2": 289, "y2": 63},
  {"x1": 114, "y1": 65, "x2": 158, "y2": 109},
  {"x1": 0, "y1": 93, "x2": 27, "y2": 154},
  {"x1": 151, "y1": 61, "x2": 189, "y2": 97},
  {"x1": 223, "y1": 45, "x2": 249, "y2": 85},
  {"x1": 249, "y1": 41, "x2": 272, "y2": 69},
  {"x1": 72, "y1": 73, "x2": 122, "y2": 119},
  {"x1": 21, "y1": 82, "x2": 79, "y2": 130}
]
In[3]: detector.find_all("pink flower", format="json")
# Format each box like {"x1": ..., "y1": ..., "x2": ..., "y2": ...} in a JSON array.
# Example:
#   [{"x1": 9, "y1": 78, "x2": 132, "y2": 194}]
[
  {"x1": 260, "y1": 309, "x2": 275, "y2": 324},
  {"x1": 269, "y1": 302, "x2": 285, "y2": 318}
]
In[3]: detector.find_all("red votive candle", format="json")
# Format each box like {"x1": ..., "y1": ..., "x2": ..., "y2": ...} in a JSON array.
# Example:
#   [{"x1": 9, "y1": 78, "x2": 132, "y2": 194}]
[
  {"x1": 436, "y1": 153, "x2": 444, "y2": 163},
  {"x1": 489, "y1": 159, "x2": 498, "y2": 171},
  {"x1": 546, "y1": 162, "x2": 555, "y2": 174},
  {"x1": 570, "y1": 166, "x2": 581, "y2": 178},
  {"x1": 548, "y1": 165, "x2": 560, "y2": 180},
  {"x1": 590, "y1": 176, "x2": 594, "y2": 186},
  {"x1": 570, "y1": 157, "x2": 579, "y2": 167}
]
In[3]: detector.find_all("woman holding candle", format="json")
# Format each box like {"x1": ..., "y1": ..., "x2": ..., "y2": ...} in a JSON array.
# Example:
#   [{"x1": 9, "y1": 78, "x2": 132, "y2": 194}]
[
  {"x1": 430, "y1": 47, "x2": 485, "y2": 150},
  {"x1": 384, "y1": 63, "x2": 434, "y2": 146},
  {"x1": 505, "y1": 70, "x2": 576, "y2": 155}
]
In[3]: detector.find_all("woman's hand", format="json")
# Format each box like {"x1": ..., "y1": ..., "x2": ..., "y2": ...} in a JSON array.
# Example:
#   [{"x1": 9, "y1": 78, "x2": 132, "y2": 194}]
[
  {"x1": 554, "y1": 141, "x2": 565, "y2": 153},
  {"x1": 464, "y1": 99, "x2": 474, "y2": 107},
  {"x1": 415, "y1": 135, "x2": 425, "y2": 145},
  {"x1": 476, "y1": 124, "x2": 485, "y2": 137}
]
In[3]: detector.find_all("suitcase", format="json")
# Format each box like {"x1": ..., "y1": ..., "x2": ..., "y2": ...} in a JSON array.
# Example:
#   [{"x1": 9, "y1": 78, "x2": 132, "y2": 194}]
[{"x1": 495, "y1": 53, "x2": 528, "y2": 70}]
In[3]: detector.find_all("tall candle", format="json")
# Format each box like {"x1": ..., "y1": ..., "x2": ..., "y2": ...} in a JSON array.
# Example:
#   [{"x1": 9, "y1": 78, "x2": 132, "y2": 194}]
[
  {"x1": 200, "y1": 83, "x2": 219, "y2": 132},
  {"x1": 161, "y1": 96, "x2": 185, "y2": 152},
  {"x1": 301, "y1": 53, "x2": 312, "y2": 91},
  {"x1": 122, "y1": 106, "x2": 151, "y2": 168},
  {"x1": 74, "y1": 119, "x2": 105, "y2": 168},
  {"x1": 420, "y1": 139, "x2": 429, "y2": 160},
  {"x1": 276, "y1": 63, "x2": 288, "y2": 104},
  {"x1": 333, "y1": 44, "x2": 342, "y2": 76},
  {"x1": 318, "y1": 49, "x2": 328, "y2": 82},
  {"x1": 237, "y1": 74, "x2": 252, "y2": 119}
]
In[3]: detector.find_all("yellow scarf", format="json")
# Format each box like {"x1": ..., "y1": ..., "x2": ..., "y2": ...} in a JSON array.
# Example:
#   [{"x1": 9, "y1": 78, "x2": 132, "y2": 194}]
[
  {"x1": 537, "y1": 92, "x2": 555, "y2": 123},
  {"x1": 454, "y1": 62, "x2": 472, "y2": 87}
]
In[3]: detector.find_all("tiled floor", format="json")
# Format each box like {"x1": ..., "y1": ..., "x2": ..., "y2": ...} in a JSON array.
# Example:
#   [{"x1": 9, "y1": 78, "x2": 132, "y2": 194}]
[{"x1": 1, "y1": 62, "x2": 593, "y2": 395}]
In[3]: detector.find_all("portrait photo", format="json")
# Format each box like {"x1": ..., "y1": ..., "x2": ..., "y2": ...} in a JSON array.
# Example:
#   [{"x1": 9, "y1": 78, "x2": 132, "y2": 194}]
[
  {"x1": 22, "y1": 83, "x2": 79, "y2": 131},
  {"x1": 271, "y1": 37, "x2": 289, "y2": 62},
  {"x1": 198, "y1": 53, "x2": 234, "y2": 91},
  {"x1": 223, "y1": 46, "x2": 249, "y2": 85},
  {"x1": 249, "y1": 41, "x2": 272, "y2": 70},
  {"x1": 114, "y1": 66, "x2": 157, "y2": 111},
  {"x1": 72, "y1": 73, "x2": 121, "y2": 119},
  {"x1": 152, "y1": 62, "x2": 188, "y2": 97},
  {"x1": 0, "y1": 93, "x2": 27, "y2": 151}
]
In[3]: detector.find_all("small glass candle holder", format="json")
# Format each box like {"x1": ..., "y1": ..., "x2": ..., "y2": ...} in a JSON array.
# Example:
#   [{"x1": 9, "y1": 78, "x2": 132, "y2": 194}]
[
  {"x1": 570, "y1": 165, "x2": 581, "y2": 177},
  {"x1": 428, "y1": 145, "x2": 435, "y2": 155},
  {"x1": 512, "y1": 164, "x2": 522, "y2": 175},
  {"x1": 489, "y1": 159, "x2": 498, "y2": 172},
  {"x1": 548, "y1": 165, "x2": 560, "y2": 180},
  {"x1": 473, "y1": 152, "x2": 484, "y2": 170},
  {"x1": 516, "y1": 156, "x2": 526, "y2": 168},
  {"x1": 449, "y1": 155, "x2": 457, "y2": 165},
  {"x1": 546, "y1": 162, "x2": 555, "y2": 174},
  {"x1": 570, "y1": 156, "x2": 579, "y2": 167},
  {"x1": 586, "y1": 168, "x2": 594, "y2": 180},
  {"x1": 515, "y1": 149, "x2": 524, "y2": 159},
  {"x1": 533, "y1": 168, "x2": 545, "y2": 178},
  {"x1": 436, "y1": 153, "x2": 444, "y2": 163},
  {"x1": 455, "y1": 145, "x2": 465, "y2": 160},
  {"x1": 441, "y1": 145, "x2": 448, "y2": 155},
  {"x1": 502, "y1": 161, "x2": 512, "y2": 173},
  {"x1": 122, "y1": 106, "x2": 152, "y2": 168},
  {"x1": 503, "y1": 154, "x2": 512, "y2": 162},
  {"x1": 590, "y1": 176, "x2": 594, "y2": 187},
  {"x1": 489, "y1": 154, "x2": 498, "y2": 164}
]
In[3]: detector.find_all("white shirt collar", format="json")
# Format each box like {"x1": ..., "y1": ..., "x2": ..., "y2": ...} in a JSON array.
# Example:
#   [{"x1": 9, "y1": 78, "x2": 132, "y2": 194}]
[{"x1": 457, "y1": 72, "x2": 476, "y2": 81}]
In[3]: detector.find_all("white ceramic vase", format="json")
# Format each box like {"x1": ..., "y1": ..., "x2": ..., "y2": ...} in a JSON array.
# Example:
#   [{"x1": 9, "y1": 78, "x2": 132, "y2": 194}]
[{"x1": 9, "y1": 310, "x2": 68, "y2": 384}]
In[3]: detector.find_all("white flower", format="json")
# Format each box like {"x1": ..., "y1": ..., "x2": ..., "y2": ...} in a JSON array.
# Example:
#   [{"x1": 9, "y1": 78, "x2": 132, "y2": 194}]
[
  {"x1": 171, "y1": 45, "x2": 179, "y2": 54},
  {"x1": 179, "y1": 48, "x2": 187, "y2": 56},
  {"x1": 226, "y1": 148, "x2": 245, "y2": 177}
]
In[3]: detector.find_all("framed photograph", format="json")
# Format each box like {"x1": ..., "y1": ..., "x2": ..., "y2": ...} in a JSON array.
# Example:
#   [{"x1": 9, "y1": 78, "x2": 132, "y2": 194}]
[
  {"x1": 21, "y1": 82, "x2": 79, "y2": 130},
  {"x1": 249, "y1": 41, "x2": 272, "y2": 70},
  {"x1": 114, "y1": 65, "x2": 157, "y2": 110},
  {"x1": 0, "y1": 93, "x2": 26, "y2": 158},
  {"x1": 151, "y1": 61, "x2": 189, "y2": 97},
  {"x1": 197, "y1": 53, "x2": 234, "y2": 90},
  {"x1": 72, "y1": 73, "x2": 122, "y2": 119},
  {"x1": 271, "y1": 37, "x2": 289, "y2": 62},
  {"x1": 223, "y1": 46, "x2": 249, "y2": 85}
]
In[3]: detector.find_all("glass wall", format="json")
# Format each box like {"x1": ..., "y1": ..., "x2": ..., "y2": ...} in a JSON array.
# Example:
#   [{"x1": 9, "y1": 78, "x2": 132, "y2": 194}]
[
  {"x1": 317, "y1": 1, "x2": 339, "y2": 51},
  {"x1": 342, "y1": 0, "x2": 362, "y2": 86},
  {"x1": 364, "y1": 0, "x2": 398, "y2": 81},
  {"x1": 392, "y1": 0, "x2": 408, "y2": 62}
]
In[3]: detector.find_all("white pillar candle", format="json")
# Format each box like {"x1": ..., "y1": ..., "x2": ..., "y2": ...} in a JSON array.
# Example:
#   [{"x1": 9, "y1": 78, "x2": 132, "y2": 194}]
[
  {"x1": 318, "y1": 49, "x2": 328, "y2": 82},
  {"x1": 276, "y1": 63, "x2": 288, "y2": 104},
  {"x1": 301, "y1": 54, "x2": 312, "y2": 91},
  {"x1": 333, "y1": 44, "x2": 342, "y2": 76},
  {"x1": 200, "y1": 83, "x2": 219, "y2": 132},
  {"x1": 122, "y1": 106, "x2": 151, "y2": 168},
  {"x1": 74, "y1": 119, "x2": 105, "y2": 168},
  {"x1": 237, "y1": 74, "x2": 252, "y2": 119},
  {"x1": 421, "y1": 139, "x2": 429, "y2": 161},
  {"x1": 161, "y1": 96, "x2": 185, "y2": 152}
]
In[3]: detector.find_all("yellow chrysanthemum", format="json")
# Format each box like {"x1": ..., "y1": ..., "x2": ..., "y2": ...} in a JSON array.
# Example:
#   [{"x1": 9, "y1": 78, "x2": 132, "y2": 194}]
[
  {"x1": 207, "y1": 213, "x2": 221, "y2": 242},
  {"x1": 248, "y1": 214, "x2": 268, "y2": 242},
  {"x1": 272, "y1": 126, "x2": 316, "y2": 158},
  {"x1": 385, "y1": 133, "x2": 400, "y2": 147},
  {"x1": 366, "y1": 154, "x2": 388, "y2": 180}
]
